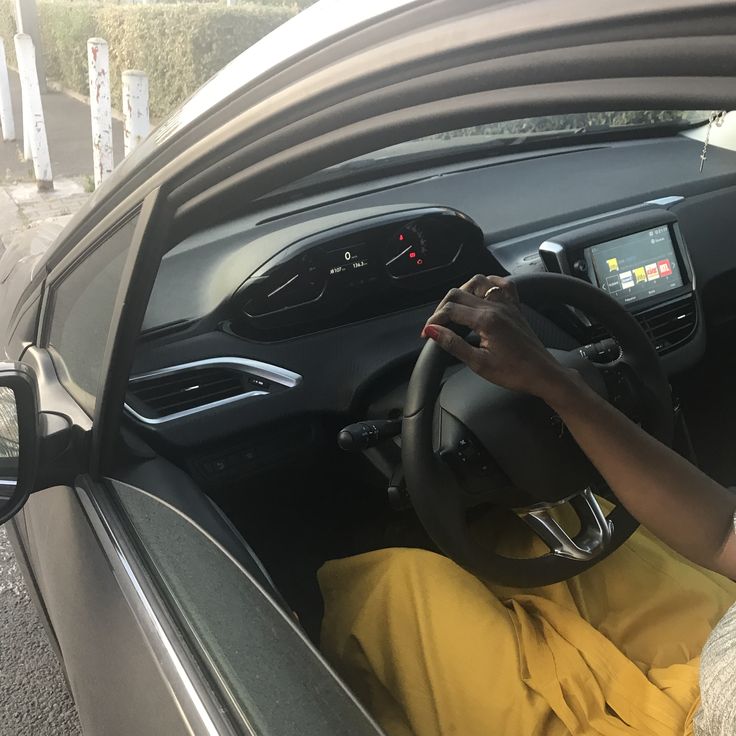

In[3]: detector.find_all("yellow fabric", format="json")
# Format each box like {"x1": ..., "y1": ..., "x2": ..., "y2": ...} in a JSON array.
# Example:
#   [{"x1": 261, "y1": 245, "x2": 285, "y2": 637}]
[{"x1": 318, "y1": 523, "x2": 736, "y2": 736}]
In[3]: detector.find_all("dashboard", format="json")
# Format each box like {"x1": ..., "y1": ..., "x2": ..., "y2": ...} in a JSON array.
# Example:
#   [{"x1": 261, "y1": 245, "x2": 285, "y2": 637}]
[{"x1": 129, "y1": 135, "x2": 736, "y2": 455}]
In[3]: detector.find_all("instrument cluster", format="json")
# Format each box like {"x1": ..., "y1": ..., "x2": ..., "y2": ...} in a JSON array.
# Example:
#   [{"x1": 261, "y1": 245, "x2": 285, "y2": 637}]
[{"x1": 229, "y1": 208, "x2": 491, "y2": 340}]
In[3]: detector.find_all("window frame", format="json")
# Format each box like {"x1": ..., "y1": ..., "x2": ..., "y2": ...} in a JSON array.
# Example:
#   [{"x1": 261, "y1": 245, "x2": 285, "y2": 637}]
[
  {"x1": 38, "y1": 189, "x2": 165, "y2": 476},
  {"x1": 40, "y1": 211, "x2": 141, "y2": 416}
]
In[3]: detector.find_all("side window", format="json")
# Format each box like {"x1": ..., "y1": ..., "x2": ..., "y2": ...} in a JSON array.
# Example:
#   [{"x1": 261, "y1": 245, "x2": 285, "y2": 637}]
[{"x1": 46, "y1": 216, "x2": 139, "y2": 415}]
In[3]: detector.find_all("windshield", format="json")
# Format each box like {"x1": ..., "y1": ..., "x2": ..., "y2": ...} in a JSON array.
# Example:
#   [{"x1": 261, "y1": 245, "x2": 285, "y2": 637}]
[
  {"x1": 258, "y1": 110, "x2": 711, "y2": 200},
  {"x1": 430, "y1": 110, "x2": 708, "y2": 139},
  {"x1": 261, "y1": 110, "x2": 712, "y2": 202},
  {"x1": 342, "y1": 110, "x2": 710, "y2": 165}
]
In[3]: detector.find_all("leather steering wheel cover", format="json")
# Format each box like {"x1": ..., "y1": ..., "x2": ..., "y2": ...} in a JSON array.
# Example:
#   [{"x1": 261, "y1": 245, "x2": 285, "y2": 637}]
[
  {"x1": 402, "y1": 272, "x2": 674, "y2": 587},
  {"x1": 512, "y1": 273, "x2": 673, "y2": 445}
]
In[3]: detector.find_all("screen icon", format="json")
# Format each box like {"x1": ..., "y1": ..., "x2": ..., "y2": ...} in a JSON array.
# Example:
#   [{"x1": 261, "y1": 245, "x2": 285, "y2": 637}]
[
  {"x1": 606, "y1": 257, "x2": 619, "y2": 272},
  {"x1": 620, "y1": 271, "x2": 635, "y2": 289},
  {"x1": 633, "y1": 267, "x2": 647, "y2": 284},
  {"x1": 658, "y1": 259, "x2": 673, "y2": 277},
  {"x1": 645, "y1": 263, "x2": 660, "y2": 281}
]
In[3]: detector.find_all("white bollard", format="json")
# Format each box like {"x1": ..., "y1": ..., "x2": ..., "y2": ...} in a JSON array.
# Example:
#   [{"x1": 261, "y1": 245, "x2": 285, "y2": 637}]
[
  {"x1": 0, "y1": 38, "x2": 15, "y2": 141},
  {"x1": 87, "y1": 38, "x2": 113, "y2": 188},
  {"x1": 121, "y1": 70, "x2": 149, "y2": 157},
  {"x1": 13, "y1": 0, "x2": 24, "y2": 33},
  {"x1": 13, "y1": 34, "x2": 52, "y2": 190},
  {"x1": 21, "y1": 91, "x2": 30, "y2": 160},
  {"x1": 15, "y1": 33, "x2": 32, "y2": 161}
]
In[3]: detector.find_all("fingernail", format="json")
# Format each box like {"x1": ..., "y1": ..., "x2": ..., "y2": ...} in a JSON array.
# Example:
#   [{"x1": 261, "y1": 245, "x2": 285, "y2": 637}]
[{"x1": 424, "y1": 325, "x2": 440, "y2": 340}]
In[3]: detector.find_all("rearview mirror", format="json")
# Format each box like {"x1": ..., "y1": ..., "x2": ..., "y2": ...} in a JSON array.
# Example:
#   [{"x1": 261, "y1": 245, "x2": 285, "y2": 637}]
[{"x1": 0, "y1": 364, "x2": 39, "y2": 524}]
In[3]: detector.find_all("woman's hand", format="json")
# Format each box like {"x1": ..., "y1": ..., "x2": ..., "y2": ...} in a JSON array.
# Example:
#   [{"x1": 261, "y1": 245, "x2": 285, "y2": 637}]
[{"x1": 421, "y1": 275, "x2": 574, "y2": 401}]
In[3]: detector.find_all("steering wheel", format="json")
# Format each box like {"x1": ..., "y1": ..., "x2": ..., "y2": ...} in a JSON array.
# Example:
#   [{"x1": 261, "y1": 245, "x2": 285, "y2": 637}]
[{"x1": 402, "y1": 272, "x2": 674, "y2": 587}]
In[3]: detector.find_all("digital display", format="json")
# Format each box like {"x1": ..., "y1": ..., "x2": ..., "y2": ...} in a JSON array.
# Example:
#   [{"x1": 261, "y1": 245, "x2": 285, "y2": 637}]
[
  {"x1": 325, "y1": 244, "x2": 372, "y2": 277},
  {"x1": 585, "y1": 226, "x2": 684, "y2": 305}
]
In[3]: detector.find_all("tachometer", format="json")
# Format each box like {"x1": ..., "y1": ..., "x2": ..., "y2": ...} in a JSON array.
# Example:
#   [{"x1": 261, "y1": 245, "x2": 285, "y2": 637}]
[{"x1": 385, "y1": 222, "x2": 463, "y2": 278}]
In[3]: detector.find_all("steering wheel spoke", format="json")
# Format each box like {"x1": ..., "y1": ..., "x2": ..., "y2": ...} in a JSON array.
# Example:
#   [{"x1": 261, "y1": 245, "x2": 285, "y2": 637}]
[
  {"x1": 516, "y1": 489, "x2": 613, "y2": 561},
  {"x1": 436, "y1": 408, "x2": 519, "y2": 508}
]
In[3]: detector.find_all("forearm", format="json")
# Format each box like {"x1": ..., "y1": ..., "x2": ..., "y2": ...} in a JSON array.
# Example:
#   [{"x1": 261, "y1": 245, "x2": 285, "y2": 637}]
[{"x1": 543, "y1": 370, "x2": 736, "y2": 577}]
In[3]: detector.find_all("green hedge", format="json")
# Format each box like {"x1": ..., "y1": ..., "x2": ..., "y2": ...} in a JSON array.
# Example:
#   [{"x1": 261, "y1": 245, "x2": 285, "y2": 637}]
[
  {"x1": 0, "y1": 0, "x2": 299, "y2": 118},
  {"x1": 0, "y1": 0, "x2": 17, "y2": 67}
]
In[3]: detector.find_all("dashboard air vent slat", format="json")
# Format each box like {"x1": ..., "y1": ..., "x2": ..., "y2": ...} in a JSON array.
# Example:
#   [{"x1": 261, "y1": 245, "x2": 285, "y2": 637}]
[
  {"x1": 126, "y1": 358, "x2": 302, "y2": 425},
  {"x1": 636, "y1": 294, "x2": 697, "y2": 355},
  {"x1": 128, "y1": 366, "x2": 249, "y2": 419},
  {"x1": 588, "y1": 293, "x2": 697, "y2": 356}
]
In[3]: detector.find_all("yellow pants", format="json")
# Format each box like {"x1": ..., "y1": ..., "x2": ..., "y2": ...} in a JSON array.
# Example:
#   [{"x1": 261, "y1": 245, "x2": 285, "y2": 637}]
[{"x1": 319, "y1": 524, "x2": 736, "y2": 736}]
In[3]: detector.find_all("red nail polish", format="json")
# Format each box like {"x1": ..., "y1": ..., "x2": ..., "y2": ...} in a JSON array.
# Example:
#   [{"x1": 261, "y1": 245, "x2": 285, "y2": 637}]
[{"x1": 424, "y1": 325, "x2": 440, "y2": 340}]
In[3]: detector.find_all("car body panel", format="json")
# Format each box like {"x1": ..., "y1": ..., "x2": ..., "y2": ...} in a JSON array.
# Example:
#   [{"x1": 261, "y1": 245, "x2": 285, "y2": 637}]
[{"x1": 21, "y1": 484, "x2": 207, "y2": 735}]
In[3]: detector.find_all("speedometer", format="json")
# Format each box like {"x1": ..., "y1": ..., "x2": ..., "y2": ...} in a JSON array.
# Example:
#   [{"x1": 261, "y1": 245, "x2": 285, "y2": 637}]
[{"x1": 385, "y1": 221, "x2": 463, "y2": 279}]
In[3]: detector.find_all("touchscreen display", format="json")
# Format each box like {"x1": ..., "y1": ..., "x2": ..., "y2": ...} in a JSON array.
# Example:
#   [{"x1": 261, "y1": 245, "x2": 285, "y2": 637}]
[{"x1": 586, "y1": 226, "x2": 683, "y2": 305}]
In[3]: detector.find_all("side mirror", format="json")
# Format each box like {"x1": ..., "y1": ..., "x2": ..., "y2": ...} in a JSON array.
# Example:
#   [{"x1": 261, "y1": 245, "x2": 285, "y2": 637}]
[{"x1": 0, "y1": 363, "x2": 40, "y2": 524}]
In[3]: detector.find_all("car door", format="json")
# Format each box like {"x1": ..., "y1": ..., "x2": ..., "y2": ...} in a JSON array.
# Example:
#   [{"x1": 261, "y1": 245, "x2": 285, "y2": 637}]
[
  {"x1": 10, "y1": 182, "x2": 382, "y2": 735},
  {"x1": 12, "y1": 191, "x2": 215, "y2": 735}
]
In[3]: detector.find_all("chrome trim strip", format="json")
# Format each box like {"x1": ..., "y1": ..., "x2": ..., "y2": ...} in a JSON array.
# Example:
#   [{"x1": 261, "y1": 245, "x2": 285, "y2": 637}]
[
  {"x1": 125, "y1": 391, "x2": 269, "y2": 425},
  {"x1": 129, "y1": 357, "x2": 302, "y2": 388},
  {"x1": 537, "y1": 240, "x2": 570, "y2": 274},
  {"x1": 125, "y1": 357, "x2": 302, "y2": 425},
  {"x1": 645, "y1": 195, "x2": 684, "y2": 207},
  {"x1": 77, "y1": 484, "x2": 238, "y2": 736}
]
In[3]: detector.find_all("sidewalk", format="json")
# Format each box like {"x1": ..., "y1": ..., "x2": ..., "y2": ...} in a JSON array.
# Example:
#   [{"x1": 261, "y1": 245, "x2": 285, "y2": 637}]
[
  {"x1": 0, "y1": 70, "x2": 127, "y2": 252},
  {"x1": 0, "y1": 177, "x2": 90, "y2": 252},
  {"x1": 0, "y1": 70, "x2": 124, "y2": 182}
]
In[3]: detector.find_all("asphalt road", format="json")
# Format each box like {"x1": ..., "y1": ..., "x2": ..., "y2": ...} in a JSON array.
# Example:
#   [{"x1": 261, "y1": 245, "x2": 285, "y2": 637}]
[{"x1": 0, "y1": 525, "x2": 82, "y2": 735}]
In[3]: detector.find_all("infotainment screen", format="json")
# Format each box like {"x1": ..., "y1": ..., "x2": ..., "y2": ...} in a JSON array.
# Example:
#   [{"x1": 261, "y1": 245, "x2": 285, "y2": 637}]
[{"x1": 585, "y1": 225, "x2": 684, "y2": 306}]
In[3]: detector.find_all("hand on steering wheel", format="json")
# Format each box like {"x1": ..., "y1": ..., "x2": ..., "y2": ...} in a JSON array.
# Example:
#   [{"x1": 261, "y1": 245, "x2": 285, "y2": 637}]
[{"x1": 421, "y1": 275, "x2": 571, "y2": 402}]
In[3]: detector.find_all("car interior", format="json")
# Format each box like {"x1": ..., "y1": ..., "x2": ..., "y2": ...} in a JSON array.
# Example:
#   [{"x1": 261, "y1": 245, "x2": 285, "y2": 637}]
[{"x1": 116, "y1": 111, "x2": 736, "y2": 643}]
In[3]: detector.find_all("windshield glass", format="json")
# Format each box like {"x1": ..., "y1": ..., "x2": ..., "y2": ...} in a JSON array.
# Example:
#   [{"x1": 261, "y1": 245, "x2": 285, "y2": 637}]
[
  {"x1": 261, "y1": 110, "x2": 711, "y2": 201},
  {"x1": 430, "y1": 110, "x2": 708, "y2": 139},
  {"x1": 341, "y1": 110, "x2": 710, "y2": 165}
]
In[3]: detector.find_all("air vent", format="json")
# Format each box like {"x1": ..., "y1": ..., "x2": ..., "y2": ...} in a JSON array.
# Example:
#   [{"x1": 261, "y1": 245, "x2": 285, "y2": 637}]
[
  {"x1": 636, "y1": 294, "x2": 698, "y2": 354},
  {"x1": 126, "y1": 358, "x2": 301, "y2": 424},
  {"x1": 129, "y1": 366, "x2": 246, "y2": 418},
  {"x1": 588, "y1": 294, "x2": 697, "y2": 355}
]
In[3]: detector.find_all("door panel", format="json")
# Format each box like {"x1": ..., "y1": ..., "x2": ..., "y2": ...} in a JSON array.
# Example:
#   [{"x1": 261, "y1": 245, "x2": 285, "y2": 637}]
[
  {"x1": 109, "y1": 476, "x2": 384, "y2": 736},
  {"x1": 22, "y1": 485, "x2": 197, "y2": 736}
]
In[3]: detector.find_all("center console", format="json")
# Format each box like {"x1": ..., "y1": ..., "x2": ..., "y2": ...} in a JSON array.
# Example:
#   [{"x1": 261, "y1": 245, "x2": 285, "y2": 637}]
[{"x1": 539, "y1": 210, "x2": 698, "y2": 356}]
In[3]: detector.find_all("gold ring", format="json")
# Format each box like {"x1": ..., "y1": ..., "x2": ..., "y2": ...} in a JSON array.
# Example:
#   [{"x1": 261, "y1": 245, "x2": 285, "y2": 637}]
[{"x1": 484, "y1": 286, "x2": 502, "y2": 300}]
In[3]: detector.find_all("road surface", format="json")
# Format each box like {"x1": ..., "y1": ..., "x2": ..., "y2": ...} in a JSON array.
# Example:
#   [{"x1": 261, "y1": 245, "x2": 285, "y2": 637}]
[{"x1": 0, "y1": 525, "x2": 82, "y2": 735}]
